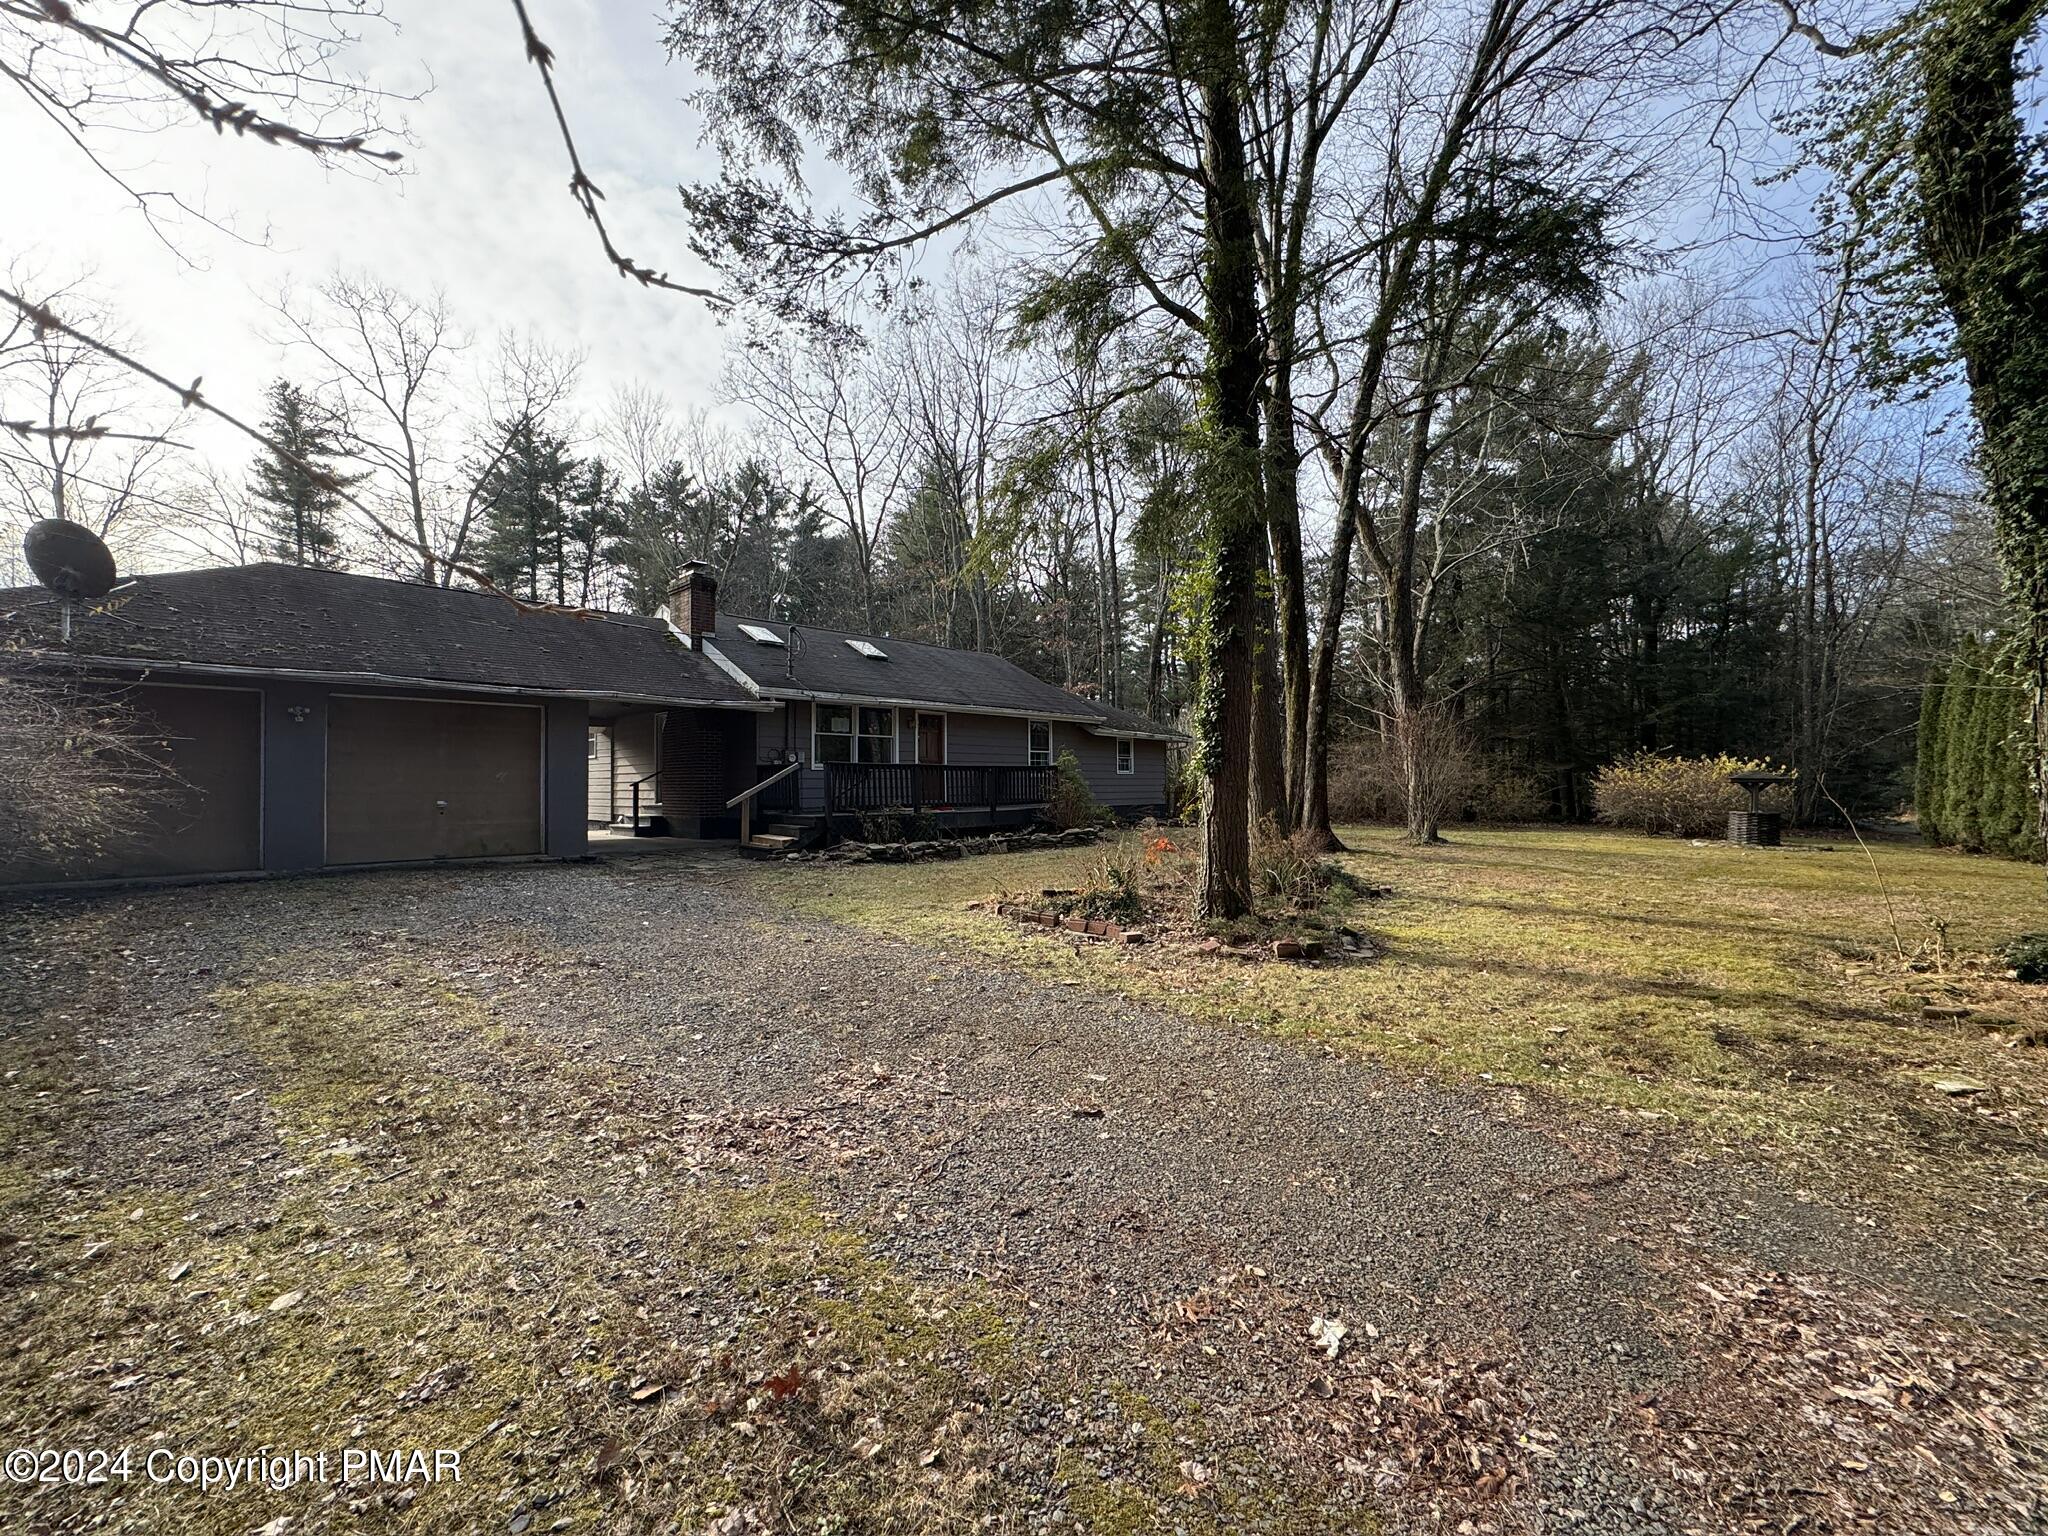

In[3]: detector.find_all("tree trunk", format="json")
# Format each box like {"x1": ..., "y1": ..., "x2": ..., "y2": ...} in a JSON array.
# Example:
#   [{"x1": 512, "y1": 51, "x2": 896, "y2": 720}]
[
  {"x1": 1263, "y1": 365, "x2": 1311, "y2": 828},
  {"x1": 1298, "y1": 497, "x2": 1357, "y2": 852},
  {"x1": 1914, "y1": 0, "x2": 2048, "y2": 861},
  {"x1": 1192, "y1": 4, "x2": 1264, "y2": 921},
  {"x1": 1250, "y1": 582, "x2": 1288, "y2": 829}
]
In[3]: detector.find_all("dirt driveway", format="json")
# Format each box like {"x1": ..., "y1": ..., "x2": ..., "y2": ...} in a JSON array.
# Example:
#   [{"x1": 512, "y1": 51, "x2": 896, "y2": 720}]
[{"x1": 2, "y1": 858, "x2": 2041, "y2": 1534}]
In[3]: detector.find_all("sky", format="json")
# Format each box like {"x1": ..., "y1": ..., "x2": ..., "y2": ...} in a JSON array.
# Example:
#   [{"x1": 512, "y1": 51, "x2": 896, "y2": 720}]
[{"x1": 3, "y1": 0, "x2": 740, "y2": 472}]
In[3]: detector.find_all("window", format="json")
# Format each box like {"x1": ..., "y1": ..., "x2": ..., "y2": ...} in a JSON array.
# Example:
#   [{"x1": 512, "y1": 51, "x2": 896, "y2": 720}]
[
  {"x1": 737, "y1": 622, "x2": 784, "y2": 646},
  {"x1": 1116, "y1": 737, "x2": 1134, "y2": 775},
  {"x1": 858, "y1": 706, "x2": 896, "y2": 762},
  {"x1": 1027, "y1": 719, "x2": 1052, "y2": 768},
  {"x1": 814, "y1": 704, "x2": 896, "y2": 764},
  {"x1": 587, "y1": 731, "x2": 600, "y2": 760},
  {"x1": 814, "y1": 703, "x2": 854, "y2": 764},
  {"x1": 845, "y1": 638, "x2": 887, "y2": 658}
]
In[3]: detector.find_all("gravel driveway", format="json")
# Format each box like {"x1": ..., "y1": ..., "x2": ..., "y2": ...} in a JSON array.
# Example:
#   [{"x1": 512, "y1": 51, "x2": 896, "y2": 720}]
[{"x1": 3, "y1": 856, "x2": 2041, "y2": 1534}]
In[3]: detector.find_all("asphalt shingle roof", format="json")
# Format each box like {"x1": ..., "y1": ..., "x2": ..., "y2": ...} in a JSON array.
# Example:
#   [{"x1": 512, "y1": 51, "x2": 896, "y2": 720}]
[
  {"x1": 708, "y1": 614, "x2": 1185, "y2": 739},
  {"x1": 0, "y1": 563, "x2": 759, "y2": 709}
]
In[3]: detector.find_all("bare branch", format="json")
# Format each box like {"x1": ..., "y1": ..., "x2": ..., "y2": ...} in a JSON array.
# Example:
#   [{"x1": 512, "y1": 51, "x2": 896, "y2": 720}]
[{"x1": 507, "y1": 0, "x2": 725, "y2": 305}]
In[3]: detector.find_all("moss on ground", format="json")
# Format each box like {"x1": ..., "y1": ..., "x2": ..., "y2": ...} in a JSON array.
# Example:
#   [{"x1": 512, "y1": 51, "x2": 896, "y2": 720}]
[{"x1": 760, "y1": 826, "x2": 2048, "y2": 1196}]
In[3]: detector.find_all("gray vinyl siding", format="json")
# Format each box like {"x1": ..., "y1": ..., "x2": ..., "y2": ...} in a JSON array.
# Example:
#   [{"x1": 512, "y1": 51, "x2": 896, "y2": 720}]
[
  {"x1": 1047, "y1": 721, "x2": 1167, "y2": 809},
  {"x1": 609, "y1": 712, "x2": 660, "y2": 821},
  {"x1": 587, "y1": 727, "x2": 613, "y2": 822}
]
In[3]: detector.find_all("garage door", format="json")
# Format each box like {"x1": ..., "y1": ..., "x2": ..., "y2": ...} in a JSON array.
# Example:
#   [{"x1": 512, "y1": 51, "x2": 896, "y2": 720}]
[
  {"x1": 326, "y1": 697, "x2": 543, "y2": 865},
  {"x1": 0, "y1": 683, "x2": 262, "y2": 884}
]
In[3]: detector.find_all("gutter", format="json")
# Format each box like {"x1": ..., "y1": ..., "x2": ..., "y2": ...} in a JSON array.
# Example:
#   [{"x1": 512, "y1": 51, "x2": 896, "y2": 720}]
[{"x1": 750, "y1": 684, "x2": 1106, "y2": 726}]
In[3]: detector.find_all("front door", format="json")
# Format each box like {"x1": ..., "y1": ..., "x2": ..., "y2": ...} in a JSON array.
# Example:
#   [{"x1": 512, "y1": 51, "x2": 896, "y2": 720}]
[{"x1": 916, "y1": 713, "x2": 946, "y2": 805}]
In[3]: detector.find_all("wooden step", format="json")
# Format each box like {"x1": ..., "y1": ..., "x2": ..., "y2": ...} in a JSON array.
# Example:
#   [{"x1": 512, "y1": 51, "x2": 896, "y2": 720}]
[{"x1": 748, "y1": 833, "x2": 798, "y2": 851}]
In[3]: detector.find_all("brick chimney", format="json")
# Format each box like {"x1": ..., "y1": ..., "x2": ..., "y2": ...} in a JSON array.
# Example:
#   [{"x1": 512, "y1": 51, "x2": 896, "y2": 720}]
[{"x1": 667, "y1": 560, "x2": 717, "y2": 645}]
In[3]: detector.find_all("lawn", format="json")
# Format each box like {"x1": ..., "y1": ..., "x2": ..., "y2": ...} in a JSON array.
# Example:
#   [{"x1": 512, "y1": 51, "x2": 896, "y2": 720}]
[{"x1": 765, "y1": 825, "x2": 2048, "y2": 1200}]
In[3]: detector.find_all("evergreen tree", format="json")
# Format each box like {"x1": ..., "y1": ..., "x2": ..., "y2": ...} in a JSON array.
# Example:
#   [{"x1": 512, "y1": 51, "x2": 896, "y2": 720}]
[
  {"x1": 247, "y1": 378, "x2": 358, "y2": 568},
  {"x1": 475, "y1": 415, "x2": 578, "y2": 602}
]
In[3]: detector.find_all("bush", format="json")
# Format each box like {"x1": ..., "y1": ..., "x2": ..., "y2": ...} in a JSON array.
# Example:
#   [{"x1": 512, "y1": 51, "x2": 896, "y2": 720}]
[
  {"x1": 1591, "y1": 752, "x2": 1792, "y2": 839},
  {"x1": 1252, "y1": 817, "x2": 1332, "y2": 907},
  {"x1": 854, "y1": 810, "x2": 941, "y2": 844},
  {"x1": 1916, "y1": 639, "x2": 2041, "y2": 860},
  {"x1": 1469, "y1": 762, "x2": 1550, "y2": 823},
  {"x1": 0, "y1": 677, "x2": 184, "y2": 872},
  {"x1": 1065, "y1": 851, "x2": 1146, "y2": 924},
  {"x1": 1329, "y1": 732, "x2": 1546, "y2": 826},
  {"x1": 2005, "y1": 932, "x2": 2048, "y2": 984},
  {"x1": 1044, "y1": 750, "x2": 1112, "y2": 830}
]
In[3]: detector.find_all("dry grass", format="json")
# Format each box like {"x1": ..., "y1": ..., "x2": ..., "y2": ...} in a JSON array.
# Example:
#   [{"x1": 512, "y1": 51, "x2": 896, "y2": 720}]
[{"x1": 762, "y1": 826, "x2": 2048, "y2": 1206}]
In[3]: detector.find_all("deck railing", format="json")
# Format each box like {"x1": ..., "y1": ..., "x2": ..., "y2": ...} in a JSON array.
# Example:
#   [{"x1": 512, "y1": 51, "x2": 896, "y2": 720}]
[
  {"x1": 750, "y1": 761, "x2": 803, "y2": 814},
  {"x1": 824, "y1": 762, "x2": 1055, "y2": 816}
]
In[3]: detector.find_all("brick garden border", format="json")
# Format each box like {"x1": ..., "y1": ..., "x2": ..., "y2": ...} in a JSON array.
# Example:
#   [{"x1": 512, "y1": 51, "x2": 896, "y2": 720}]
[{"x1": 994, "y1": 903, "x2": 1150, "y2": 944}]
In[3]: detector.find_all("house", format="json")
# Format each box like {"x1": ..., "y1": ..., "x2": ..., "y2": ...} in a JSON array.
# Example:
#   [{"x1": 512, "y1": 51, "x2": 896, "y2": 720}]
[
  {"x1": 592, "y1": 563, "x2": 1181, "y2": 842},
  {"x1": 0, "y1": 560, "x2": 1182, "y2": 885}
]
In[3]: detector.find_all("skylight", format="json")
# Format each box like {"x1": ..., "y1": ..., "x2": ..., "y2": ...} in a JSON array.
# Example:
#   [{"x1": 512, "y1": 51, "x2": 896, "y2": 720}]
[
  {"x1": 737, "y1": 622, "x2": 784, "y2": 646},
  {"x1": 845, "y1": 638, "x2": 887, "y2": 659}
]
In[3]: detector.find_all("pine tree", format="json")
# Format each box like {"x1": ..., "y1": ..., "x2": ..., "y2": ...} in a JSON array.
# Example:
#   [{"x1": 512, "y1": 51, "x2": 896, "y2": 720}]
[
  {"x1": 475, "y1": 416, "x2": 578, "y2": 602},
  {"x1": 248, "y1": 379, "x2": 359, "y2": 568}
]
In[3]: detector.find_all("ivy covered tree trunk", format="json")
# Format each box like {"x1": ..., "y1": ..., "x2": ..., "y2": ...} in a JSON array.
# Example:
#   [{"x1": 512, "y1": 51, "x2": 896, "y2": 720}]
[
  {"x1": 1914, "y1": 0, "x2": 2048, "y2": 858},
  {"x1": 1192, "y1": 0, "x2": 1263, "y2": 922}
]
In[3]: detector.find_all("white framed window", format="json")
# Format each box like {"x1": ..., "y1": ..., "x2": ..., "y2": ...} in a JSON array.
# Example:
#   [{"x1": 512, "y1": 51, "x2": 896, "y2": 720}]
[
  {"x1": 813, "y1": 703, "x2": 854, "y2": 764},
  {"x1": 587, "y1": 730, "x2": 600, "y2": 760},
  {"x1": 814, "y1": 703, "x2": 897, "y2": 765},
  {"x1": 858, "y1": 706, "x2": 896, "y2": 762},
  {"x1": 1027, "y1": 719, "x2": 1052, "y2": 767},
  {"x1": 1116, "y1": 737, "x2": 1134, "y2": 774}
]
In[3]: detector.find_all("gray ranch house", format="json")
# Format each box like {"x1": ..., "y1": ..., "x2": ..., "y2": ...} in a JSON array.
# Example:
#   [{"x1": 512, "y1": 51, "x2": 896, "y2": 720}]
[{"x1": 0, "y1": 561, "x2": 1182, "y2": 886}]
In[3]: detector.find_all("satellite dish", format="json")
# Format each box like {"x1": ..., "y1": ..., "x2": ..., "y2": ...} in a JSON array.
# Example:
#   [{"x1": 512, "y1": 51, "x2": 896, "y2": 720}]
[
  {"x1": 22, "y1": 519, "x2": 119, "y2": 642},
  {"x1": 24, "y1": 518, "x2": 117, "y2": 603}
]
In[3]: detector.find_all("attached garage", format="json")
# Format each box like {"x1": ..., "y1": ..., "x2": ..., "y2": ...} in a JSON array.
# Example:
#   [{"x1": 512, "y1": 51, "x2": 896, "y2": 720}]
[
  {"x1": 0, "y1": 683, "x2": 262, "y2": 885},
  {"x1": 1, "y1": 563, "x2": 772, "y2": 886},
  {"x1": 325, "y1": 696, "x2": 545, "y2": 865},
  {"x1": 134, "y1": 685, "x2": 264, "y2": 877}
]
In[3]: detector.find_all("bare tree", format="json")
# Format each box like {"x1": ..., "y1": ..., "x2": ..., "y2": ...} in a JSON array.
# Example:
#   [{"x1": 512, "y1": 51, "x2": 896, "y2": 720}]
[
  {"x1": 0, "y1": 673, "x2": 186, "y2": 874},
  {"x1": 271, "y1": 275, "x2": 467, "y2": 584},
  {"x1": 0, "y1": 271, "x2": 179, "y2": 566},
  {"x1": 157, "y1": 467, "x2": 269, "y2": 568},
  {"x1": 728, "y1": 334, "x2": 910, "y2": 631},
  {"x1": 893, "y1": 279, "x2": 1028, "y2": 652},
  {"x1": 0, "y1": 1, "x2": 404, "y2": 249},
  {"x1": 599, "y1": 384, "x2": 687, "y2": 493}
]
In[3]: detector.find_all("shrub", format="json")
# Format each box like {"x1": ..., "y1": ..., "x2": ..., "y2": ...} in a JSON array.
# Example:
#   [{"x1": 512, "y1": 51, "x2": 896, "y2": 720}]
[
  {"x1": 1916, "y1": 639, "x2": 2041, "y2": 860},
  {"x1": 1468, "y1": 762, "x2": 1550, "y2": 823},
  {"x1": 1591, "y1": 752, "x2": 1792, "y2": 839},
  {"x1": 1252, "y1": 817, "x2": 1333, "y2": 907},
  {"x1": 1044, "y1": 750, "x2": 1112, "y2": 830},
  {"x1": 0, "y1": 677, "x2": 185, "y2": 872},
  {"x1": 1328, "y1": 737, "x2": 1403, "y2": 824},
  {"x1": 1059, "y1": 850, "x2": 1146, "y2": 924},
  {"x1": 1329, "y1": 731, "x2": 1543, "y2": 827},
  {"x1": 854, "y1": 810, "x2": 941, "y2": 844},
  {"x1": 2005, "y1": 932, "x2": 2048, "y2": 984}
]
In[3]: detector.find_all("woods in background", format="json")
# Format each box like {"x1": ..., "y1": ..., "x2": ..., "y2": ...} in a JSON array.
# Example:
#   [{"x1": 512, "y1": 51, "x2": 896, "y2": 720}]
[{"x1": 3, "y1": 0, "x2": 2040, "y2": 895}]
